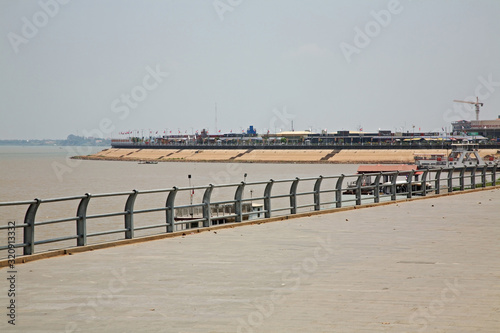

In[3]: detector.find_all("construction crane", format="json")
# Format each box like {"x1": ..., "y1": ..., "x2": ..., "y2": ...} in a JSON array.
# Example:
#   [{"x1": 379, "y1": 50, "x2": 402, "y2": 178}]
[{"x1": 453, "y1": 97, "x2": 484, "y2": 121}]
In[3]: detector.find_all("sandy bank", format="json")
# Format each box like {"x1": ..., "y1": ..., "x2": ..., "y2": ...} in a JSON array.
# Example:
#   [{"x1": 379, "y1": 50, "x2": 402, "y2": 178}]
[{"x1": 74, "y1": 148, "x2": 499, "y2": 164}]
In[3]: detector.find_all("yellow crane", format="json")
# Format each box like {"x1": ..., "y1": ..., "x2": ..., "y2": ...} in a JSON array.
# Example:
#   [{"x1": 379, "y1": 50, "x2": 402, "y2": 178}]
[{"x1": 453, "y1": 97, "x2": 484, "y2": 121}]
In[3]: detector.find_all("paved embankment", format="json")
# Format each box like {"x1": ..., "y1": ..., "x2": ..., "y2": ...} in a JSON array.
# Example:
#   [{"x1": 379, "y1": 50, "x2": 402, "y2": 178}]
[
  {"x1": 76, "y1": 147, "x2": 500, "y2": 164},
  {"x1": 1, "y1": 188, "x2": 499, "y2": 332},
  {"x1": 77, "y1": 148, "x2": 497, "y2": 164}
]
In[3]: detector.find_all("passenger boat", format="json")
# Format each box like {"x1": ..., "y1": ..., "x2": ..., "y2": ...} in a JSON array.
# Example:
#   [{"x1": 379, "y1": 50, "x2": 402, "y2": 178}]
[
  {"x1": 343, "y1": 165, "x2": 432, "y2": 195},
  {"x1": 414, "y1": 143, "x2": 499, "y2": 169}
]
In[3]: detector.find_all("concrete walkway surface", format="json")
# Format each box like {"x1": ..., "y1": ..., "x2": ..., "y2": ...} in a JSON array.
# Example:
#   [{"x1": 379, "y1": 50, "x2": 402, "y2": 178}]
[{"x1": 1, "y1": 188, "x2": 499, "y2": 332}]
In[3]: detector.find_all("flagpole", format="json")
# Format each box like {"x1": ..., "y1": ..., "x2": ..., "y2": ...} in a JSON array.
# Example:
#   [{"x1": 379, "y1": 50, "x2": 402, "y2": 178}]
[{"x1": 215, "y1": 102, "x2": 218, "y2": 134}]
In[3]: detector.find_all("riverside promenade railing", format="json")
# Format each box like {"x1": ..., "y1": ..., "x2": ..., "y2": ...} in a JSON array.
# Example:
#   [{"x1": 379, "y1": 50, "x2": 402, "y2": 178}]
[{"x1": 0, "y1": 166, "x2": 497, "y2": 258}]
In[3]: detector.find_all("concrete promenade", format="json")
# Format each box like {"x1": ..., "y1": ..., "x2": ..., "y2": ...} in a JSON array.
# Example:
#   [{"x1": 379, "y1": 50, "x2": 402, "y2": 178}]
[{"x1": 1, "y1": 188, "x2": 499, "y2": 332}]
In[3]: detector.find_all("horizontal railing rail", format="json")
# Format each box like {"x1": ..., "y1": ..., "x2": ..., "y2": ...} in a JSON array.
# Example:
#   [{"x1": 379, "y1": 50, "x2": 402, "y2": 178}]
[{"x1": 0, "y1": 165, "x2": 497, "y2": 258}]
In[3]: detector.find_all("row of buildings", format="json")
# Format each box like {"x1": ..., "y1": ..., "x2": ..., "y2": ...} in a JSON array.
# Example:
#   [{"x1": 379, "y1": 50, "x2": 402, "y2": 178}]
[
  {"x1": 451, "y1": 116, "x2": 500, "y2": 139},
  {"x1": 112, "y1": 116, "x2": 500, "y2": 147}
]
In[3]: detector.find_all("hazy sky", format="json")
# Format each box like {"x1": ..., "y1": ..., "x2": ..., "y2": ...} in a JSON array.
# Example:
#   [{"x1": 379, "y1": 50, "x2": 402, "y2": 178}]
[{"x1": 1, "y1": 0, "x2": 500, "y2": 139}]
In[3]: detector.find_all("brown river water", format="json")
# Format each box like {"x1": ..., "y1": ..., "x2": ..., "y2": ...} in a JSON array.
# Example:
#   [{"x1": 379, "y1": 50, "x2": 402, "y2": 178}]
[{"x1": 0, "y1": 146, "x2": 361, "y2": 257}]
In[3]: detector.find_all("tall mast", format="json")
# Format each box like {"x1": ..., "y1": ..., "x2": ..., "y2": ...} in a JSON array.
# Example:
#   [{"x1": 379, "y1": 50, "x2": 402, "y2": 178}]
[{"x1": 215, "y1": 102, "x2": 218, "y2": 134}]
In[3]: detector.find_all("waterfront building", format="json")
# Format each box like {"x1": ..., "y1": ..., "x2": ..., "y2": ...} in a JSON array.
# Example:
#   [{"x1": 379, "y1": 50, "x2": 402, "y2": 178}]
[{"x1": 452, "y1": 116, "x2": 500, "y2": 139}]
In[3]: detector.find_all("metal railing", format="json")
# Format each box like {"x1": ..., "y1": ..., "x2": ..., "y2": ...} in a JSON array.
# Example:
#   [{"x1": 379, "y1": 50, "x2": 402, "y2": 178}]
[{"x1": 0, "y1": 166, "x2": 497, "y2": 258}]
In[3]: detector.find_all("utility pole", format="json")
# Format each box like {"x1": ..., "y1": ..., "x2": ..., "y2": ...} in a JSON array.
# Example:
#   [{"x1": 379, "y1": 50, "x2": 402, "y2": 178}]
[{"x1": 188, "y1": 174, "x2": 193, "y2": 217}]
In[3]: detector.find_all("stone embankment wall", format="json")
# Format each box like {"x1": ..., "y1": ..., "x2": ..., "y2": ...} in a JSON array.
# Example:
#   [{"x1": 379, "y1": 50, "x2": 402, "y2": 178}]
[{"x1": 75, "y1": 148, "x2": 500, "y2": 164}]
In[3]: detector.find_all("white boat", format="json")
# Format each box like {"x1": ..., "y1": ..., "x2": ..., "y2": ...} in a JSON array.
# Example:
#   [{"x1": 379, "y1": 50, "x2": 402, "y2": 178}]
[{"x1": 414, "y1": 143, "x2": 498, "y2": 169}]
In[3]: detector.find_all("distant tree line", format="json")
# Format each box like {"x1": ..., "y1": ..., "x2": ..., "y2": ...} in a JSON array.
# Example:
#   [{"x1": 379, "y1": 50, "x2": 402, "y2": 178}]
[{"x1": 0, "y1": 135, "x2": 111, "y2": 146}]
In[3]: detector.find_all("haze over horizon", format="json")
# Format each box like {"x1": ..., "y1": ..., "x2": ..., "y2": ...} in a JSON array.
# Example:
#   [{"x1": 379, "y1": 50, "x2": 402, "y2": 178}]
[{"x1": 1, "y1": 0, "x2": 500, "y2": 140}]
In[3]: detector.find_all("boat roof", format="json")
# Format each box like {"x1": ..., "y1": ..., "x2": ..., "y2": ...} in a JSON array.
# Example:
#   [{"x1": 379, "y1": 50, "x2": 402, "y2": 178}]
[{"x1": 357, "y1": 164, "x2": 422, "y2": 175}]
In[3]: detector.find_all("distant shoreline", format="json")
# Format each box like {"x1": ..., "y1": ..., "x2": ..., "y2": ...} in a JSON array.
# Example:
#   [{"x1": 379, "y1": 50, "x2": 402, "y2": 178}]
[{"x1": 73, "y1": 147, "x2": 500, "y2": 164}]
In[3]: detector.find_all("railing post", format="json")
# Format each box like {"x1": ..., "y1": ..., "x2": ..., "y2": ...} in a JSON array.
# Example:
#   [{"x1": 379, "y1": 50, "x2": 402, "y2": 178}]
[
  {"x1": 374, "y1": 173, "x2": 382, "y2": 203},
  {"x1": 234, "y1": 182, "x2": 245, "y2": 222},
  {"x1": 202, "y1": 185, "x2": 213, "y2": 227},
  {"x1": 407, "y1": 170, "x2": 414, "y2": 199},
  {"x1": 470, "y1": 166, "x2": 477, "y2": 189},
  {"x1": 335, "y1": 175, "x2": 344, "y2": 208},
  {"x1": 355, "y1": 174, "x2": 363, "y2": 205},
  {"x1": 492, "y1": 165, "x2": 497, "y2": 186},
  {"x1": 481, "y1": 166, "x2": 487, "y2": 188},
  {"x1": 23, "y1": 198, "x2": 41, "y2": 256},
  {"x1": 166, "y1": 187, "x2": 177, "y2": 233},
  {"x1": 391, "y1": 171, "x2": 399, "y2": 201},
  {"x1": 434, "y1": 168, "x2": 442, "y2": 194},
  {"x1": 447, "y1": 168, "x2": 454, "y2": 193},
  {"x1": 421, "y1": 170, "x2": 429, "y2": 196},
  {"x1": 459, "y1": 167, "x2": 465, "y2": 191},
  {"x1": 313, "y1": 176, "x2": 323, "y2": 211},
  {"x1": 76, "y1": 194, "x2": 91, "y2": 247},
  {"x1": 290, "y1": 178, "x2": 300, "y2": 214},
  {"x1": 264, "y1": 180, "x2": 274, "y2": 218},
  {"x1": 124, "y1": 190, "x2": 138, "y2": 239}
]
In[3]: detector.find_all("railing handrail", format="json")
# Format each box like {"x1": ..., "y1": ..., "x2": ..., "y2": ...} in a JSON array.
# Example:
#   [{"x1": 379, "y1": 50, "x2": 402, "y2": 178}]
[{"x1": 0, "y1": 165, "x2": 497, "y2": 257}]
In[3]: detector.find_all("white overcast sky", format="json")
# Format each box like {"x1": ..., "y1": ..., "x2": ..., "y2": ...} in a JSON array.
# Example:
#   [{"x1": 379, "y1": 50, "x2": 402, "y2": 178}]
[{"x1": 1, "y1": 0, "x2": 500, "y2": 139}]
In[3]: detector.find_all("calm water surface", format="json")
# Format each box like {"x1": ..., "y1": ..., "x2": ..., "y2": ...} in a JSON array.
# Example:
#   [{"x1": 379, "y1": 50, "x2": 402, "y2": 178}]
[
  {"x1": 0, "y1": 146, "x2": 360, "y2": 200},
  {"x1": 0, "y1": 146, "x2": 360, "y2": 255}
]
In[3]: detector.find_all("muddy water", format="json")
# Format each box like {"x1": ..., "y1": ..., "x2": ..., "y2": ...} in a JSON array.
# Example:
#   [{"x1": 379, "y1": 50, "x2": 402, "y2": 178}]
[{"x1": 0, "y1": 146, "x2": 361, "y2": 256}]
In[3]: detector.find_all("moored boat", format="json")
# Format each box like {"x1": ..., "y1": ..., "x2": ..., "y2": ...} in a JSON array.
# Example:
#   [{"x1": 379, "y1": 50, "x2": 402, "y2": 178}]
[
  {"x1": 414, "y1": 143, "x2": 499, "y2": 169},
  {"x1": 344, "y1": 164, "x2": 432, "y2": 195}
]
